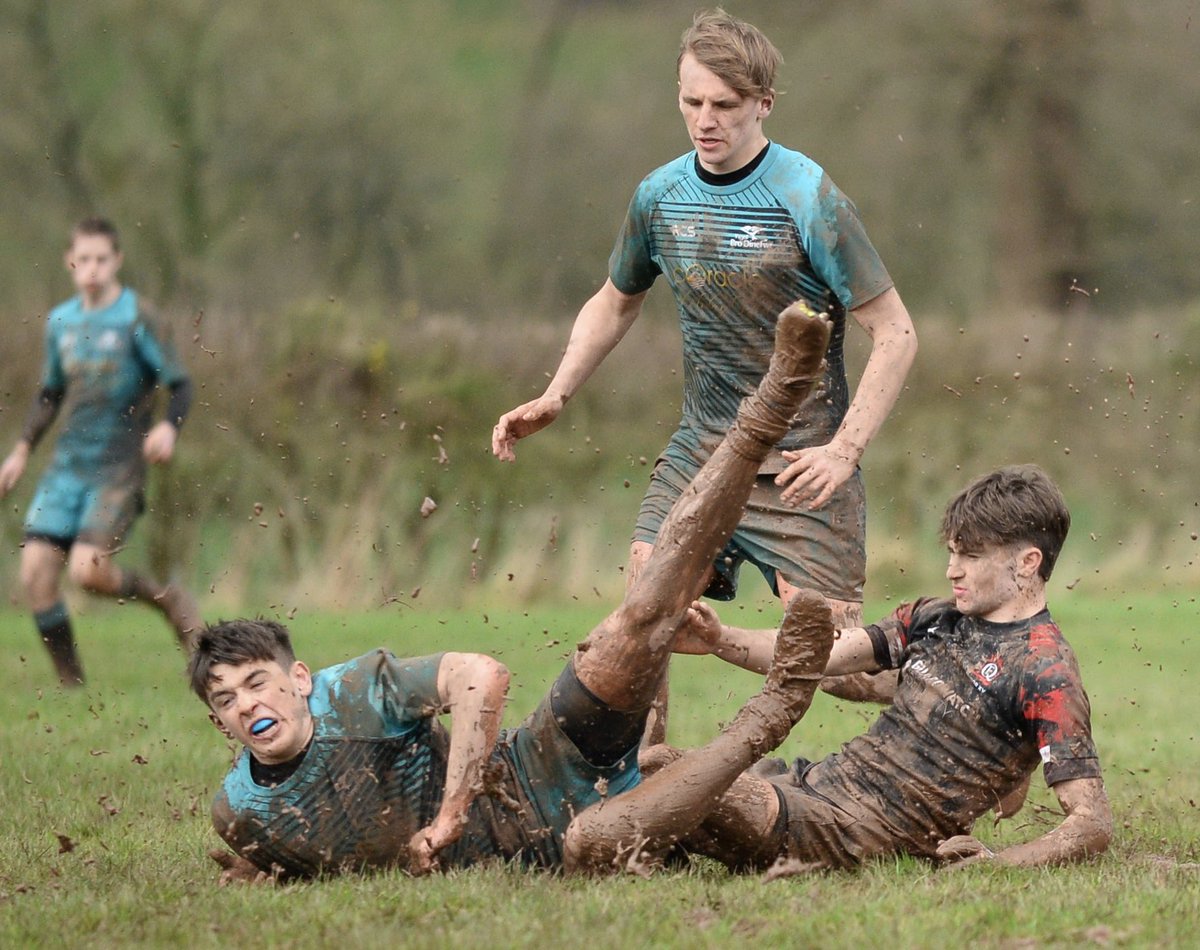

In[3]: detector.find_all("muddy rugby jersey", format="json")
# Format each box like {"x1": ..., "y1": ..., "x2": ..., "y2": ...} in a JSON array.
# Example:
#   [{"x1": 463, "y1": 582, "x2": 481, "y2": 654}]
[
  {"x1": 34, "y1": 288, "x2": 187, "y2": 477},
  {"x1": 784, "y1": 598, "x2": 1101, "y2": 863},
  {"x1": 609, "y1": 142, "x2": 893, "y2": 472},
  {"x1": 212, "y1": 651, "x2": 640, "y2": 877}
]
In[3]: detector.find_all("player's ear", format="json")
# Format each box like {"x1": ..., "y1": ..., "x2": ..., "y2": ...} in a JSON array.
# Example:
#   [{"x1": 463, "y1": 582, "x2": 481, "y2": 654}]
[
  {"x1": 1017, "y1": 545, "x2": 1043, "y2": 579},
  {"x1": 208, "y1": 711, "x2": 236, "y2": 741},
  {"x1": 291, "y1": 661, "x2": 313, "y2": 699},
  {"x1": 758, "y1": 90, "x2": 775, "y2": 119}
]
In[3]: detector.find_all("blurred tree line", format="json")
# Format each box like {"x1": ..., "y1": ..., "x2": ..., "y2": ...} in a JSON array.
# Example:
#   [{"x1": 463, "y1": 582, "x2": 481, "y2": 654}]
[
  {"x1": 3, "y1": 0, "x2": 1198, "y2": 317},
  {"x1": 1, "y1": 0, "x2": 1197, "y2": 610}
]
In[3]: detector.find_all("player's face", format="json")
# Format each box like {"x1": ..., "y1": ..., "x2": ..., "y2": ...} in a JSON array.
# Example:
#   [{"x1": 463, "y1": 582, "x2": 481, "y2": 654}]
[
  {"x1": 945, "y1": 541, "x2": 1032, "y2": 621},
  {"x1": 205, "y1": 659, "x2": 315, "y2": 765},
  {"x1": 65, "y1": 234, "x2": 123, "y2": 306},
  {"x1": 678, "y1": 53, "x2": 773, "y2": 175}
]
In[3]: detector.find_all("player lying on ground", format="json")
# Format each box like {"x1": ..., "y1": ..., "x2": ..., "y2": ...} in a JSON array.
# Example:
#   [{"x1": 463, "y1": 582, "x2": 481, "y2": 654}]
[
  {"x1": 565, "y1": 465, "x2": 1112, "y2": 872},
  {"x1": 194, "y1": 303, "x2": 837, "y2": 882},
  {"x1": 0, "y1": 217, "x2": 201, "y2": 686}
]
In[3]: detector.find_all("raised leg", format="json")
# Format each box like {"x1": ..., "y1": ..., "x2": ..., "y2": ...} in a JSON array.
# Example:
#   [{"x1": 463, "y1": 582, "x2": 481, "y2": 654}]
[
  {"x1": 573, "y1": 304, "x2": 832, "y2": 712},
  {"x1": 564, "y1": 588, "x2": 834, "y2": 873}
]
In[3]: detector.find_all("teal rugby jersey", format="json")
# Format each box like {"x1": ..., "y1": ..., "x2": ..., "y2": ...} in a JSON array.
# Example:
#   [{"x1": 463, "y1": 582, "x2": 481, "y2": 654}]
[
  {"x1": 40, "y1": 288, "x2": 187, "y2": 475},
  {"x1": 609, "y1": 143, "x2": 893, "y2": 470},
  {"x1": 212, "y1": 651, "x2": 640, "y2": 877}
]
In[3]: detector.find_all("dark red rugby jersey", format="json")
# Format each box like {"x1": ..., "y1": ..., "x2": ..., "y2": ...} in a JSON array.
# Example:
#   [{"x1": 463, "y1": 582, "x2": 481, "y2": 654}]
[{"x1": 798, "y1": 598, "x2": 1101, "y2": 859}]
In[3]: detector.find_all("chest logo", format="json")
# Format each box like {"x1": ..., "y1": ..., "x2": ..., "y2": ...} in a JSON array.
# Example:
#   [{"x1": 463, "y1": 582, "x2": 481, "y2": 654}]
[
  {"x1": 969, "y1": 653, "x2": 1003, "y2": 689},
  {"x1": 728, "y1": 225, "x2": 772, "y2": 250}
]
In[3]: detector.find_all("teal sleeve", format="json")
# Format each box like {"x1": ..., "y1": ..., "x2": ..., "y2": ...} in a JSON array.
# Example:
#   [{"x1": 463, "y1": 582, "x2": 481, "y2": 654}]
[
  {"x1": 41, "y1": 318, "x2": 65, "y2": 391},
  {"x1": 797, "y1": 173, "x2": 893, "y2": 311},
  {"x1": 377, "y1": 651, "x2": 448, "y2": 725},
  {"x1": 132, "y1": 314, "x2": 189, "y2": 387},
  {"x1": 608, "y1": 183, "x2": 662, "y2": 295}
]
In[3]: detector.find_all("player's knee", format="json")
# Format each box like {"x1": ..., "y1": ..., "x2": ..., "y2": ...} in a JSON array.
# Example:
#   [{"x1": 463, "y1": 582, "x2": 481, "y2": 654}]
[
  {"x1": 562, "y1": 813, "x2": 607, "y2": 874},
  {"x1": 67, "y1": 555, "x2": 105, "y2": 591}
]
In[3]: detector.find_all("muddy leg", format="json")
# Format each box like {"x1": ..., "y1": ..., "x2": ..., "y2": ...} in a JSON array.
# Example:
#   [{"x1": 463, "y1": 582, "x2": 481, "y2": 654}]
[
  {"x1": 564, "y1": 589, "x2": 834, "y2": 873},
  {"x1": 573, "y1": 305, "x2": 832, "y2": 712}
]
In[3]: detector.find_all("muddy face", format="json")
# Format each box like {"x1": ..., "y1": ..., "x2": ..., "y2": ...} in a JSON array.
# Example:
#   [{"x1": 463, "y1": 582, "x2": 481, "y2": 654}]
[
  {"x1": 206, "y1": 659, "x2": 315, "y2": 765},
  {"x1": 945, "y1": 541, "x2": 1035, "y2": 621}
]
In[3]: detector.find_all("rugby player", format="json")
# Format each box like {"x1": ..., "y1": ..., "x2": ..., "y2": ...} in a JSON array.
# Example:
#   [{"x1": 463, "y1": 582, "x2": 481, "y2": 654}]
[
  {"x1": 195, "y1": 303, "x2": 836, "y2": 882},
  {"x1": 0, "y1": 217, "x2": 201, "y2": 685}
]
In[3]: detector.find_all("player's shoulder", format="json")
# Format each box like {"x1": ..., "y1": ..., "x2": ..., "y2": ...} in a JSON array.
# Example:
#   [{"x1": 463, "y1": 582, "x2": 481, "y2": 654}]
[
  {"x1": 47, "y1": 296, "x2": 81, "y2": 327},
  {"x1": 759, "y1": 143, "x2": 830, "y2": 204},
  {"x1": 633, "y1": 152, "x2": 695, "y2": 199},
  {"x1": 1021, "y1": 610, "x2": 1073, "y2": 657},
  {"x1": 893, "y1": 596, "x2": 959, "y2": 636},
  {"x1": 215, "y1": 752, "x2": 255, "y2": 808}
]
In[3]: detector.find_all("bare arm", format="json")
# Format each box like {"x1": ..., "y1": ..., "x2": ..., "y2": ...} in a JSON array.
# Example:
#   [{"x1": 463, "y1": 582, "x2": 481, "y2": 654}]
[
  {"x1": 1, "y1": 386, "x2": 67, "y2": 496},
  {"x1": 778, "y1": 287, "x2": 917, "y2": 508},
  {"x1": 408, "y1": 651, "x2": 510, "y2": 873},
  {"x1": 674, "y1": 604, "x2": 883, "y2": 679},
  {"x1": 0, "y1": 440, "x2": 31, "y2": 497},
  {"x1": 937, "y1": 777, "x2": 1112, "y2": 869},
  {"x1": 492, "y1": 279, "x2": 648, "y2": 461}
]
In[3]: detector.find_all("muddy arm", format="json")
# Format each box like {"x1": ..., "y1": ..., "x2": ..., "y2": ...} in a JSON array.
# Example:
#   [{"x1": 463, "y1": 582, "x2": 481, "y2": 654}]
[
  {"x1": 409, "y1": 652, "x2": 510, "y2": 873},
  {"x1": 938, "y1": 776, "x2": 1112, "y2": 868}
]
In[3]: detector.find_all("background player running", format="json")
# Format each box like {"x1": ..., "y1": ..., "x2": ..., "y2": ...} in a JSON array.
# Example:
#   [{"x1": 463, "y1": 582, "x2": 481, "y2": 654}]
[
  {"x1": 565, "y1": 465, "x2": 1112, "y2": 873},
  {"x1": 0, "y1": 217, "x2": 201, "y2": 686},
  {"x1": 193, "y1": 304, "x2": 836, "y2": 883}
]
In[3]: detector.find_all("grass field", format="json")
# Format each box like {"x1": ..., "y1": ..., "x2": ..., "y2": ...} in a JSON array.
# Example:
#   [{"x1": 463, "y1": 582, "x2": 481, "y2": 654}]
[{"x1": 1, "y1": 592, "x2": 1197, "y2": 948}]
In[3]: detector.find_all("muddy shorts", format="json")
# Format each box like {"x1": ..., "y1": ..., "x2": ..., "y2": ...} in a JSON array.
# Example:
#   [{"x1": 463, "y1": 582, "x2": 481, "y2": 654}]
[
  {"x1": 504, "y1": 670, "x2": 643, "y2": 863},
  {"x1": 764, "y1": 771, "x2": 886, "y2": 870},
  {"x1": 24, "y1": 468, "x2": 145, "y2": 550},
  {"x1": 633, "y1": 454, "x2": 865, "y2": 602}
]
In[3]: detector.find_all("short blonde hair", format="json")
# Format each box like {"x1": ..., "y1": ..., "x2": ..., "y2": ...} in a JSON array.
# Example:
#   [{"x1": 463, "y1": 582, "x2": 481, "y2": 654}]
[{"x1": 678, "y1": 8, "x2": 781, "y2": 98}]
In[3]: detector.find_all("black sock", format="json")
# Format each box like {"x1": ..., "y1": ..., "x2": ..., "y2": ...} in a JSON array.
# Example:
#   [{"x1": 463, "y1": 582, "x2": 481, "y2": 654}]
[{"x1": 35, "y1": 602, "x2": 84, "y2": 685}]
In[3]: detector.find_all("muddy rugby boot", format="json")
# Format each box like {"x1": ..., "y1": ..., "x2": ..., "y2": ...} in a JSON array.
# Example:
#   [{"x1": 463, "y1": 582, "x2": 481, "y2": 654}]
[
  {"x1": 764, "y1": 588, "x2": 835, "y2": 724},
  {"x1": 726, "y1": 301, "x2": 831, "y2": 459}
]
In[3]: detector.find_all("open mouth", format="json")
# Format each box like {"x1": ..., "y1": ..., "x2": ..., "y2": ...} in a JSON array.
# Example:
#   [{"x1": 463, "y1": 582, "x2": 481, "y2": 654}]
[{"x1": 250, "y1": 717, "x2": 278, "y2": 737}]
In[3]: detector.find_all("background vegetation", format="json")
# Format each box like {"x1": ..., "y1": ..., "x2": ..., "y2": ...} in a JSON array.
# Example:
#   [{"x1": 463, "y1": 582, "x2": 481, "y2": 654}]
[{"x1": 1, "y1": 0, "x2": 1198, "y2": 614}]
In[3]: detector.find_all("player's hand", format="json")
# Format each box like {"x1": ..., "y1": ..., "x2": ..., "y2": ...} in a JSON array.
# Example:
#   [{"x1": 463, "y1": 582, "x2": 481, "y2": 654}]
[
  {"x1": 491, "y1": 395, "x2": 565, "y2": 462},
  {"x1": 935, "y1": 835, "x2": 997, "y2": 869},
  {"x1": 408, "y1": 812, "x2": 468, "y2": 875},
  {"x1": 208, "y1": 847, "x2": 271, "y2": 886},
  {"x1": 0, "y1": 443, "x2": 29, "y2": 497},
  {"x1": 775, "y1": 439, "x2": 860, "y2": 510},
  {"x1": 673, "y1": 601, "x2": 723, "y2": 655},
  {"x1": 143, "y1": 421, "x2": 178, "y2": 464}
]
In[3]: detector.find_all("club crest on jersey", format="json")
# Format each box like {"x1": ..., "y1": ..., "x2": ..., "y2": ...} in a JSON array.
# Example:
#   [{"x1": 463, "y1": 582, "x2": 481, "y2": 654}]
[
  {"x1": 98, "y1": 329, "x2": 122, "y2": 351},
  {"x1": 969, "y1": 653, "x2": 1003, "y2": 690}
]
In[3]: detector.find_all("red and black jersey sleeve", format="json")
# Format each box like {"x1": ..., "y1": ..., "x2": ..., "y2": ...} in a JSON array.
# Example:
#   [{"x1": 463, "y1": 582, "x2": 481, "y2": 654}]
[
  {"x1": 1018, "y1": 622, "x2": 1102, "y2": 785},
  {"x1": 866, "y1": 597, "x2": 959, "y2": 670}
]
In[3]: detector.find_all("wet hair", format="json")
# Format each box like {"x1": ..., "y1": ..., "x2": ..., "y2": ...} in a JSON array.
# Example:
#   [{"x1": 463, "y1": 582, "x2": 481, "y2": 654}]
[
  {"x1": 187, "y1": 619, "x2": 298, "y2": 704},
  {"x1": 677, "y1": 8, "x2": 781, "y2": 99},
  {"x1": 940, "y1": 464, "x2": 1071, "y2": 581},
  {"x1": 70, "y1": 216, "x2": 121, "y2": 253}
]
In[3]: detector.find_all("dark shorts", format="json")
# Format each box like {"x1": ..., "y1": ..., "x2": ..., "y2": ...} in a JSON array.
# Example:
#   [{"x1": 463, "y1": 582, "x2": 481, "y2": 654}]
[
  {"x1": 24, "y1": 469, "x2": 145, "y2": 549},
  {"x1": 504, "y1": 671, "x2": 642, "y2": 863},
  {"x1": 634, "y1": 455, "x2": 866, "y2": 602},
  {"x1": 766, "y1": 764, "x2": 887, "y2": 870}
]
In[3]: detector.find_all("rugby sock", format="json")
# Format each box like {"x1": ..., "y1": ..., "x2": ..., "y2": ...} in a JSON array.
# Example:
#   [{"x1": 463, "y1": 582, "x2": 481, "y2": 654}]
[
  {"x1": 550, "y1": 661, "x2": 649, "y2": 767},
  {"x1": 35, "y1": 602, "x2": 84, "y2": 686}
]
